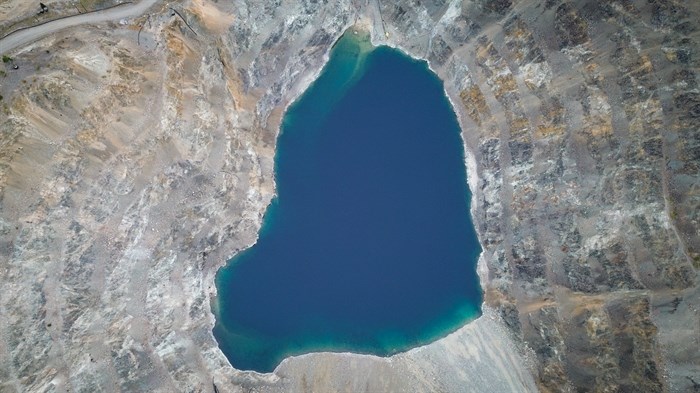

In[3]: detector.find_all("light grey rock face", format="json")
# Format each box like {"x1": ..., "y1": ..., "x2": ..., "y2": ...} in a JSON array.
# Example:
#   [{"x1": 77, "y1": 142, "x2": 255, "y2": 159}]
[{"x1": 0, "y1": 0, "x2": 698, "y2": 392}]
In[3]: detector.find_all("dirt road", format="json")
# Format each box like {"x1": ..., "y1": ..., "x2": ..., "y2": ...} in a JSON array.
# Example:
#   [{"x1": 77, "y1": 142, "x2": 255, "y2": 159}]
[{"x1": 0, "y1": 0, "x2": 160, "y2": 53}]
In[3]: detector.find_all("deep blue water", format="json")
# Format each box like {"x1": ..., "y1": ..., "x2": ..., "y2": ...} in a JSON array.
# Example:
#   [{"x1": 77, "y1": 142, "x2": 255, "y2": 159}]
[{"x1": 213, "y1": 32, "x2": 482, "y2": 373}]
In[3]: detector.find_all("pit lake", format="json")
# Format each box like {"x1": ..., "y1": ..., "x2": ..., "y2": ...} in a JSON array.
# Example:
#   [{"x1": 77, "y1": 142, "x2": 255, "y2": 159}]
[{"x1": 213, "y1": 31, "x2": 482, "y2": 373}]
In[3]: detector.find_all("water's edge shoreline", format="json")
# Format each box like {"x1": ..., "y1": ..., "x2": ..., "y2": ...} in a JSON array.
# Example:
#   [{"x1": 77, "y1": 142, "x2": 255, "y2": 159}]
[{"x1": 207, "y1": 21, "x2": 519, "y2": 378}]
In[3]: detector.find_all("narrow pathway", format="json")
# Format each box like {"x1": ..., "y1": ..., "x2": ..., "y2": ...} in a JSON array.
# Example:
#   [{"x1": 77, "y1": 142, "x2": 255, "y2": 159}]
[{"x1": 0, "y1": 0, "x2": 160, "y2": 53}]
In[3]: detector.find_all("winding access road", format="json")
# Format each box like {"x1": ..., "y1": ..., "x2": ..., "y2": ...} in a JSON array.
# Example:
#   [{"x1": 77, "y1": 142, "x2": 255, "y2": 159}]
[{"x1": 0, "y1": 0, "x2": 160, "y2": 54}]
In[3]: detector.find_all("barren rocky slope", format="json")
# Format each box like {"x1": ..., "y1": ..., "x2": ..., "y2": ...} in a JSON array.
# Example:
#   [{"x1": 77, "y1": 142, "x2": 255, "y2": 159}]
[{"x1": 0, "y1": 0, "x2": 698, "y2": 392}]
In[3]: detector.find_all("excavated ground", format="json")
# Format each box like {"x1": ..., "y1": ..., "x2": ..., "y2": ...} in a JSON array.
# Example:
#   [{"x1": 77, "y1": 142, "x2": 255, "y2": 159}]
[{"x1": 0, "y1": 0, "x2": 698, "y2": 392}]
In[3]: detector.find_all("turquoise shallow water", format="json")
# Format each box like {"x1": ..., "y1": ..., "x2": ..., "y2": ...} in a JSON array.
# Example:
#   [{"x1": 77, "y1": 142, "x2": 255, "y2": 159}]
[{"x1": 213, "y1": 32, "x2": 482, "y2": 373}]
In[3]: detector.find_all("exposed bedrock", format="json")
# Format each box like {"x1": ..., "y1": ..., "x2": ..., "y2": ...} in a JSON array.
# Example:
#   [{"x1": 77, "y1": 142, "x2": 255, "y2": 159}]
[{"x1": 0, "y1": 0, "x2": 698, "y2": 392}]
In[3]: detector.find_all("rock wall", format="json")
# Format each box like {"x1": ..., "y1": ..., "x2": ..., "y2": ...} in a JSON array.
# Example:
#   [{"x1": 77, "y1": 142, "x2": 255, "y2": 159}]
[{"x1": 0, "y1": 0, "x2": 697, "y2": 392}]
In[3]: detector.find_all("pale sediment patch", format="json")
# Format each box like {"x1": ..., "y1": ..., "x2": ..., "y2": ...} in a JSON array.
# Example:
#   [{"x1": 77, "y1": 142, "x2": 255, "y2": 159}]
[
  {"x1": 269, "y1": 308, "x2": 538, "y2": 393},
  {"x1": 188, "y1": 0, "x2": 235, "y2": 34}
]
